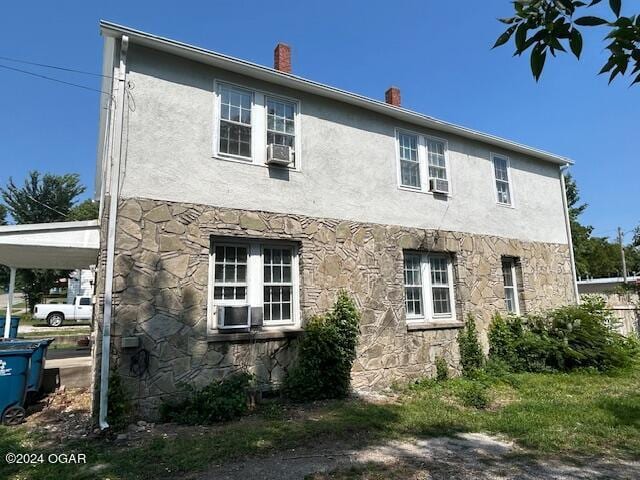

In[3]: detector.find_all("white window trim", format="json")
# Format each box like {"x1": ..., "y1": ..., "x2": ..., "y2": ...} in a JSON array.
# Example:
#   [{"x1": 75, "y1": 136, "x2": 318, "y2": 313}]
[
  {"x1": 395, "y1": 128, "x2": 452, "y2": 196},
  {"x1": 491, "y1": 152, "x2": 515, "y2": 208},
  {"x1": 207, "y1": 238, "x2": 301, "y2": 333},
  {"x1": 404, "y1": 252, "x2": 456, "y2": 323},
  {"x1": 213, "y1": 79, "x2": 302, "y2": 171},
  {"x1": 502, "y1": 258, "x2": 520, "y2": 315}
]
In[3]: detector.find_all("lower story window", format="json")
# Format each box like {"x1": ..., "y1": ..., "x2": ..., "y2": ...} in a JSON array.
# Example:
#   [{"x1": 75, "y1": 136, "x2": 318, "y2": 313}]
[
  {"x1": 501, "y1": 258, "x2": 520, "y2": 314},
  {"x1": 403, "y1": 252, "x2": 456, "y2": 322},
  {"x1": 209, "y1": 239, "x2": 300, "y2": 330}
]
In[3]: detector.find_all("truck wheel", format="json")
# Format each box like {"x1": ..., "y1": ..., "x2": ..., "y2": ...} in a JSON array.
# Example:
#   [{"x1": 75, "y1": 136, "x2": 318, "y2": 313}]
[
  {"x1": 47, "y1": 312, "x2": 64, "y2": 327},
  {"x1": 2, "y1": 406, "x2": 26, "y2": 425}
]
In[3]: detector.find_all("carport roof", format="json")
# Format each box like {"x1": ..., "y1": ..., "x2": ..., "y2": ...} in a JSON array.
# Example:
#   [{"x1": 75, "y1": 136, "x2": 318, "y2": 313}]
[{"x1": 0, "y1": 220, "x2": 100, "y2": 269}]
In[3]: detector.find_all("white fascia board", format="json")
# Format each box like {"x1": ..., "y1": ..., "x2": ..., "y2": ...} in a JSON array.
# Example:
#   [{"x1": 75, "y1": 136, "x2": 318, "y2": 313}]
[{"x1": 99, "y1": 20, "x2": 573, "y2": 167}]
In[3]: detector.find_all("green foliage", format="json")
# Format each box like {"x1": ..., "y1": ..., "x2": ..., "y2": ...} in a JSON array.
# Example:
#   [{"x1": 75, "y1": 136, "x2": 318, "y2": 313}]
[
  {"x1": 284, "y1": 290, "x2": 361, "y2": 402},
  {"x1": 452, "y1": 380, "x2": 491, "y2": 409},
  {"x1": 435, "y1": 356, "x2": 449, "y2": 382},
  {"x1": 457, "y1": 315, "x2": 485, "y2": 376},
  {"x1": 107, "y1": 370, "x2": 132, "y2": 431},
  {"x1": 0, "y1": 171, "x2": 85, "y2": 224},
  {"x1": 159, "y1": 371, "x2": 254, "y2": 424},
  {"x1": 494, "y1": 0, "x2": 640, "y2": 85},
  {"x1": 68, "y1": 199, "x2": 99, "y2": 221},
  {"x1": 488, "y1": 297, "x2": 639, "y2": 373}
]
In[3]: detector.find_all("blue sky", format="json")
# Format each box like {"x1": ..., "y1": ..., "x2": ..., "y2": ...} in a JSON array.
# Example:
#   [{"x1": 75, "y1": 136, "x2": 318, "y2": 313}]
[{"x1": 0, "y1": 0, "x2": 637, "y2": 241}]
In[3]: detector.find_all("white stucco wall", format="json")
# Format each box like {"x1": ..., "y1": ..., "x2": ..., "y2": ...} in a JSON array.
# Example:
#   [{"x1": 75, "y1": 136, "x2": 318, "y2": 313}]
[{"x1": 117, "y1": 45, "x2": 569, "y2": 245}]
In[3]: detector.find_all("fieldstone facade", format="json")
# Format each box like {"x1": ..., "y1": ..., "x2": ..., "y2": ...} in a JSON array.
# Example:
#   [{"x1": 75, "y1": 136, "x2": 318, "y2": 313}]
[{"x1": 100, "y1": 197, "x2": 575, "y2": 417}]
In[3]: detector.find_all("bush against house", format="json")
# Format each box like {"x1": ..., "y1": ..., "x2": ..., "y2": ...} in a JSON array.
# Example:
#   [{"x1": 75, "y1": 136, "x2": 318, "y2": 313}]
[
  {"x1": 284, "y1": 290, "x2": 360, "y2": 402},
  {"x1": 488, "y1": 296, "x2": 640, "y2": 373}
]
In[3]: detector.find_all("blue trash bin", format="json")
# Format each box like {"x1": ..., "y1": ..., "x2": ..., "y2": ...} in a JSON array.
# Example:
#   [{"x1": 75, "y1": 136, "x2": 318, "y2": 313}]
[
  {"x1": 1, "y1": 338, "x2": 55, "y2": 392},
  {"x1": 0, "y1": 316, "x2": 20, "y2": 338},
  {"x1": 0, "y1": 342, "x2": 36, "y2": 425}
]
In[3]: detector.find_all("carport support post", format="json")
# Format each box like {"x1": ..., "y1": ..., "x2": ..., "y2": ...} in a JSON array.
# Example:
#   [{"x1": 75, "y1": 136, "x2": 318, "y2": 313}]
[{"x1": 4, "y1": 267, "x2": 16, "y2": 338}]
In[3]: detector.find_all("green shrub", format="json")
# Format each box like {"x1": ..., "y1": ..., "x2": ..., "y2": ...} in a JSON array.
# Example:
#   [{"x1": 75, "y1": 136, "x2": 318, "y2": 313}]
[
  {"x1": 488, "y1": 297, "x2": 639, "y2": 373},
  {"x1": 435, "y1": 356, "x2": 449, "y2": 382},
  {"x1": 107, "y1": 369, "x2": 132, "y2": 431},
  {"x1": 453, "y1": 380, "x2": 490, "y2": 409},
  {"x1": 159, "y1": 371, "x2": 254, "y2": 424},
  {"x1": 458, "y1": 315, "x2": 484, "y2": 376},
  {"x1": 284, "y1": 290, "x2": 360, "y2": 402}
]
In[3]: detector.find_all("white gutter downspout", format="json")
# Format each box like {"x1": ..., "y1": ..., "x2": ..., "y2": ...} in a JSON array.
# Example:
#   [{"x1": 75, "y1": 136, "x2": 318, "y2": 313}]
[
  {"x1": 99, "y1": 34, "x2": 129, "y2": 430},
  {"x1": 560, "y1": 166, "x2": 580, "y2": 304},
  {"x1": 3, "y1": 267, "x2": 16, "y2": 338}
]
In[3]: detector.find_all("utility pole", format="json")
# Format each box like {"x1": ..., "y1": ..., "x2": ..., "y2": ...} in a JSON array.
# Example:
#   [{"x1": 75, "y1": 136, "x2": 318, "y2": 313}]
[{"x1": 618, "y1": 227, "x2": 628, "y2": 283}]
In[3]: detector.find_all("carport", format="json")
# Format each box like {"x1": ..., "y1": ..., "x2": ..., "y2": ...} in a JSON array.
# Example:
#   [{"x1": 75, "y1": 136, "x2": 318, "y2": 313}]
[{"x1": 0, "y1": 220, "x2": 100, "y2": 338}]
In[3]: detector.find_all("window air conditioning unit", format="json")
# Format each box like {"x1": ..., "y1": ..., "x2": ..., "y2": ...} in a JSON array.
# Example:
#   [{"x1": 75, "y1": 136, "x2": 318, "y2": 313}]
[
  {"x1": 217, "y1": 305, "x2": 252, "y2": 331},
  {"x1": 266, "y1": 144, "x2": 293, "y2": 166},
  {"x1": 429, "y1": 178, "x2": 449, "y2": 194}
]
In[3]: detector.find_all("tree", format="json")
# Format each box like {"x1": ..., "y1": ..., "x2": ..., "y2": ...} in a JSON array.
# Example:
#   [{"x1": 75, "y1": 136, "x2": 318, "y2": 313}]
[
  {"x1": 68, "y1": 199, "x2": 99, "y2": 221},
  {"x1": 0, "y1": 171, "x2": 88, "y2": 310},
  {"x1": 1, "y1": 171, "x2": 85, "y2": 224},
  {"x1": 494, "y1": 0, "x2": 640, "y2": 85}
]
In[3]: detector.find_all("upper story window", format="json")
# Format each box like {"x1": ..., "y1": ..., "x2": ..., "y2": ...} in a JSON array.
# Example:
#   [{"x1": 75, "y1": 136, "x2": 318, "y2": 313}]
[
  {"x1": 215, "y1": 82, "x2": 301, "y2": 169},
  {"x1": 403, "y1": 252, "x2": 456, "y2": 323},
  {"x1": 426, "y1": 138, "x2": 449, "y2": 192},
  {"x1": 396, "y1": 130, "x2": 450, "y2": 194},
  {"x1": 501, "y1": 257, "x2": 520, "y2": 314},
  {"x1": 398, "y1": 133, "x2": 420, "y2": 188},
  {"x1": 219, "y1": 84, "x2": 253, "y2": 159},
  {"x1": 492, "y1": 154, "x2": 512, "y2": 205},
  {"x1": 209, "y1": 238, "x2": 300, "y2": 332}
]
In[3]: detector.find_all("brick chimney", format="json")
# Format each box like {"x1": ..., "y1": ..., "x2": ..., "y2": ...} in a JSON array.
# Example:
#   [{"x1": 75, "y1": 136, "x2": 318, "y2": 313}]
[
  {"x1": 385, "y1": 86, "x2": 401, "y2": 107},
  {"x1": 274, "y1": 43, "x2": 291, "y2": 73}
]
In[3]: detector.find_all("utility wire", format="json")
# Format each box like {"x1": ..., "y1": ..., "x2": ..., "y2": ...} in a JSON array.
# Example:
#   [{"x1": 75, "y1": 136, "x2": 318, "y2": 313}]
[
  {"x1": 24, "y1": 193, "x2": 70, "y2": 219},
  {"x1": 0, "y1": 63, "x2": 114, "y2": 97},
  {"x1": 0, "y1": 55, "x2": 113, "y2": 79}
]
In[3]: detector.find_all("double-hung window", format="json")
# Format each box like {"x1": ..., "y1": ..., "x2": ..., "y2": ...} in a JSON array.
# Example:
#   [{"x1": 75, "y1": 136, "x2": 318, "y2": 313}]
[
  {"x1": 263, "y1": 247, "x2": 293, "y2": 324},
  {"x1": 215, "y1": 82, "x2": 300, "y2": 168},
  {"x1": 403, "y1": 252, "x2": 456, "y2": 322},
  {"x1": 266, "y1": 98, "x2": 297, "y2": 165},
  {"x1": 501, "y1": 258, "x2": 520, "y2": 314},
  {"x1": 492, "y1": 154, "x2": 512, "y2": 205},
  {"x1": 218, "y1": 84, "x2": 253, "y2": 159},
  {"x1": 396, "y1": 131, "x2": 450, "y2": 194},
  {"x1": 209, "y1": 239, "x2": 300, "y2": 331},
  {"x1": 426, "y1": 138, "x2": 448, "y2": 192},
  {"x1": 398, "y1": 132, "x2": 421, "y2": 189}
]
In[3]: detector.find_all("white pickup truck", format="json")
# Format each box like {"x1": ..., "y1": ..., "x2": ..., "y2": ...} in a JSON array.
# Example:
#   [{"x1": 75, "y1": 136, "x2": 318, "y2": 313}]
[{"x1": 34, "y1": 296, "x2": 93, "y2": 327}]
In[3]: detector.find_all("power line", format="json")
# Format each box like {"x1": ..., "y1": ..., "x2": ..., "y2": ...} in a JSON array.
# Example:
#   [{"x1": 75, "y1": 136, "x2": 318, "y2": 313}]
[
  {"x1": 24, "y1": 193, "x2": 70, "y2": 219},
  {"x1": 0, "y1": 55, "x2": 112, "y2": 79},
  {"x1": 0, "y1": 63, "x2": 113, "y2": 97}
]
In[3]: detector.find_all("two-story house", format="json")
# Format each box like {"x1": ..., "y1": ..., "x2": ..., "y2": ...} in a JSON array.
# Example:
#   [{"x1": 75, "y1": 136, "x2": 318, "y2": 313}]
[{"x1": 92, "y1": 21, "x2": 578, "y2": 420}]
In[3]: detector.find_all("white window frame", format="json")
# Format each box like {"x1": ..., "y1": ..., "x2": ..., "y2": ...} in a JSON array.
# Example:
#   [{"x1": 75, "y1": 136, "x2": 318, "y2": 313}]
[
  {"x1": 395, "y1": 129, "x2": 451, "y2": 196},
  {"x1": 491, "y1": 153, "x2": 514, "y2": 207},
  {"x1": 403, "y1": 252, "x2": 456, "y2": 323},
  {"x1": 501, "y1": 258, "x2": 520, "y2": 315},
  {"x1": 213, "y1": 80, "x2": 302, "y2": 171},
  {"x1": 207, "y1": 238, "x2": 301, "y2": 333}
]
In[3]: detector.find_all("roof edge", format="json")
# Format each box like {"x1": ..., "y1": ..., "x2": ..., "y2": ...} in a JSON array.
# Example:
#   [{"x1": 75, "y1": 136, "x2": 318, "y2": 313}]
[
  {"x1": 99, "y1": 20, "x2": 574, "y2": 166},
  {"x1": 0, "y1": 220, "x2": 100, "y2": 234}
]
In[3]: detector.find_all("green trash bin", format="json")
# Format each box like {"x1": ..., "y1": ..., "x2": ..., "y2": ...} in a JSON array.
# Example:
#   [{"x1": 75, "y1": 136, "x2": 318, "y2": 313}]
[{"x1": 0, "y1": 342, "x2": 37, "y2": 425}]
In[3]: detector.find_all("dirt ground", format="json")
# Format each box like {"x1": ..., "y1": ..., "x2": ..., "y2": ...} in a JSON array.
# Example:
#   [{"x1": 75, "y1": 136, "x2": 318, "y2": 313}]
[
  {"x1": 194, "y1": 434, "x2": 640, "y2": 480},
  {"x1": 19, "y1": 390, "x2": 640, "y2": 480}
]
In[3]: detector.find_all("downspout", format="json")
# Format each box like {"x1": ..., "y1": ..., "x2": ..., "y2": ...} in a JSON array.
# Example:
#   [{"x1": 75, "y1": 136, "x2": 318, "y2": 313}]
[
  {"x1": 99, "y1": 34, "x2": 129, "y2": 430},
  {"x1": 560, "y1": 166, "x2": 580, "y2": 304}
]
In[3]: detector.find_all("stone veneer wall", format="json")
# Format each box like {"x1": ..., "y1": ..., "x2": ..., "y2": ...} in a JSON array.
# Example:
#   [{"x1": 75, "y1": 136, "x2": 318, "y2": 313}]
[{"x1": 106, "y1": 197, "x2": 575, "y2": 417}]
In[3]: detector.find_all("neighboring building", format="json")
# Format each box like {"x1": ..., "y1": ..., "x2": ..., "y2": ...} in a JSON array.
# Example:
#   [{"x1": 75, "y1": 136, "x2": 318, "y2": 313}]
[
  {"x1": 66, "y1": 269, "x2": 94, "y2": 303},
  {"x1": 578, "y1": 276, "x2": 640, "y2": 335},
  {"x1": 92, "y1": 21, "x2": 577, "y2": 417}
]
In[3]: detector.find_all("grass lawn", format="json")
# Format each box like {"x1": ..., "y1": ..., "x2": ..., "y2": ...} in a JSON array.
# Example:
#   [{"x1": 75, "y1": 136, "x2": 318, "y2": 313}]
[{"x1": 2, "y1": 368, "x2": 640, "y2": 480}]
